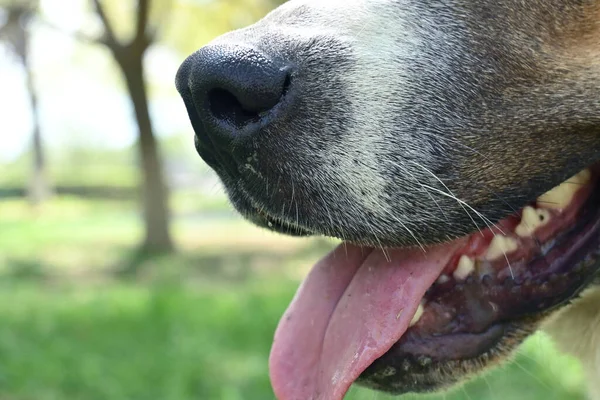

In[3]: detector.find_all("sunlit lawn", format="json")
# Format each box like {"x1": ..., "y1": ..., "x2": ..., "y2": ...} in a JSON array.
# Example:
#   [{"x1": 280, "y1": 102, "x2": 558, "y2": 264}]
[{"x1": 0, "y1": 197, "x2": 587, "y2": 400}]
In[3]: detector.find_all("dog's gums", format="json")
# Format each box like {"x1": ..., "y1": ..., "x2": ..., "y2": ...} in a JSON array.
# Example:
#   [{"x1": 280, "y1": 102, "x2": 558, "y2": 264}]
[
  {"x1": 400, "y1": 169, "x2": 596, "y2": 327},
  {"x1": 358, "y1": 165, "x2": 600, "y2": 393}
]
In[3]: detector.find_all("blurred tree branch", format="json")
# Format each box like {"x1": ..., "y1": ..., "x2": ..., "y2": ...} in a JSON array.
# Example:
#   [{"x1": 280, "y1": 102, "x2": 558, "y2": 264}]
[
  {"x1": 91, "y1": 0, "x2": 118, "y2": 47},
  {"x1": 134, "y1": 0, "x2": 151, "y2": 47}
]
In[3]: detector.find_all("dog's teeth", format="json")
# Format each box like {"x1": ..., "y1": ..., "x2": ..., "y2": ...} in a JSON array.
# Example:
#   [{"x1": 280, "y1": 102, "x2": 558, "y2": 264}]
[
  {"x1": 537, "y1": 169, "x2": 591, "y2": 210},
  {"x1": 409, "y1": 303, "x2": 425, "y2": 327},
  {"x1": 485, "y1": 235, "x2": 518, "y2": 261},
  {"x1": 437, "y1": 274, "x2": 450, "y2": 284},
  {"x1": 453, "y1": 255, "x2": 475, "y2": 280},
  {"x1": 571, "y1": 169, "x2": 592, "y2": 184},
  {"x1": 515, "y1": 206, "x2": 551, "y2": 237}
]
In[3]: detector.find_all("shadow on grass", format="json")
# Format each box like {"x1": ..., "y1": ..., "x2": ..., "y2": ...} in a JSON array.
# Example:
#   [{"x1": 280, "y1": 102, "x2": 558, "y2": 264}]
[
  {"x1": 2, "y1": 258, "x2": 113, "y2": 287},
  {"x1": 3, "y1": 259, "x2": 47, "y2": 281},
  {"x1": 2, "y1": 237, "x2": 335, "y2": 286},
  {"x1": 114, "y1": 237, "x2": 335, "y2": 283}
]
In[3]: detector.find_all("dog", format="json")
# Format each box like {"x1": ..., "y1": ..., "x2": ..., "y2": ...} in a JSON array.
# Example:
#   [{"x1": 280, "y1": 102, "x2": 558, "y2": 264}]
[{"x1": 175, "y1": 0, "x2": 600, "y2": 399}]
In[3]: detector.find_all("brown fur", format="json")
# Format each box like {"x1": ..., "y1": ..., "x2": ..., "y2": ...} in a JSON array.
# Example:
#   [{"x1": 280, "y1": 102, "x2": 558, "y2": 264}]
[
  {"x1": 469, "y1": 6, "x2": 600, "y2": 393},
  {"x1": 451, "y1": 0, "x2": 600, "y2": 209}
]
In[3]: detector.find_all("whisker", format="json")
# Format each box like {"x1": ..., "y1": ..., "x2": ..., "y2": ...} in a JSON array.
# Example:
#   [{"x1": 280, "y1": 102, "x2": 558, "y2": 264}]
[
  {"x1": 380, "y1": 207, "x2": 427, "y2": 253},
  {"x1": 461, "y1": 386, "x2": 474, "y2": 400},
  {"x1": 371, "y1": 227, "x2": 391, "y2": 262},
  {"x1": 318, "y1": 192, "x2": 337, "y2": 237},
  {"x1": 409, "y1": 162, "x2": 493, "y2": 235},
  {"x1": 418, "y1": 183, "x2": 502, "y2": 234},
  {"x1": 418, "y1": 130, "x2": 487, "y2": 160},
  {"x1": 482, "y1": 374, "x2": 496, "y2": 400},
  {"x1": 418, "y1": 132, "x2": 521, "y2": 217},
  {"x1": 408, "y1": 162, "x2": 516, "y2": 277},
  {"x1": 291, "y1": 180, "x2": 301, "y2": 229},
  {"x1": 419, "y1": 183, "x2": 515, "y2": 277},
  {"x1": 390, "y1": 161, "x2": 450, "y2": 223},
  {"x1": 358, "y1": 210, "x2": 391, "y2": 261}
]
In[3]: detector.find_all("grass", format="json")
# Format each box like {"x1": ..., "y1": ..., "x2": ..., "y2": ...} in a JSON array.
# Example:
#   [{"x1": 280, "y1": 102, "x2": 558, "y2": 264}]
[{"x1": 0, "y1": 196, "x2": 589, "y2": 400}]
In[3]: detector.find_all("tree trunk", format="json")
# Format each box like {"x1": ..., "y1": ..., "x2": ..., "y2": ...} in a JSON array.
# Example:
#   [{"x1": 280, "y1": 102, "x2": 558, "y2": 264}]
[
  {"x1": 121, "y1": 57, "x2": 174, "y2": 252},
  {"x1": 7, "y1": 5, "x2": 51, "y2": 206},
  {"x1": 24, "y1": 56, "x2": 51, "y2": 205}
]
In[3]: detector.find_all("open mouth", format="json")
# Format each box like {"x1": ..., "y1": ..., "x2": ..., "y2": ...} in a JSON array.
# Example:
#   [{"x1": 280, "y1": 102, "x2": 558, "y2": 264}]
[{"x1": 269, "y1": 164, "x2": 600, "y2": 400}]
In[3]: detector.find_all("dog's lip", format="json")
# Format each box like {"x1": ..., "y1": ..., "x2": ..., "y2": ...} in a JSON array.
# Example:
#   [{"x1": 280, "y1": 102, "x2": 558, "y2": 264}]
[
  {"x1": 244, "y1": 165, "x2": 600, "y2": 249},
  {"x1": 251, "y1": 207, "x2": 313, "y2": 236}
]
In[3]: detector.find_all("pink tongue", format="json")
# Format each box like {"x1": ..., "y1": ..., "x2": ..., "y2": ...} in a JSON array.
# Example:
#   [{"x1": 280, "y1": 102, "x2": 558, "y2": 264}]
[{"x1": 269, "y1": 240, "x2": 466, "y2": 400}]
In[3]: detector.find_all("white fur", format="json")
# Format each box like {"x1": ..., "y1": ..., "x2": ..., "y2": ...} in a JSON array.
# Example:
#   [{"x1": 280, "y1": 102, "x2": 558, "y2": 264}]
[{"x1": 269, "y1": 0, "x2": 425, "y2": 216}]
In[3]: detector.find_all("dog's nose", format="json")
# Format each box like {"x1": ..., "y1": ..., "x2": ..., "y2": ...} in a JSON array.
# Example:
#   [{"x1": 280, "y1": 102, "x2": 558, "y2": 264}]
[{"x1": 176, "y1": 44, "x2": 292, "y2": 147}]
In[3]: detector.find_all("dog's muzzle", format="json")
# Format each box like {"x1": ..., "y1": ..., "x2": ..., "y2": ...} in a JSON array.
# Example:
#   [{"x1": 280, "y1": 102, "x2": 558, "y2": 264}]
[{"x1": 175, "y1": 44, "x2": 294, "y2": 177}]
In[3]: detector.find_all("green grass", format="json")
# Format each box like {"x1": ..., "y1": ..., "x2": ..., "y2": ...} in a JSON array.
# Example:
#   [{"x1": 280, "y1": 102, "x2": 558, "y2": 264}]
[
  {"x1": 0, "y1": 281, "x2": 585, "y2": 400},
  {"x1": 0, "y1": 281, "x2": 286, "y2": 400},
  {"x1": 0, "y1": 197, "x2": 589, "y2": 400}
]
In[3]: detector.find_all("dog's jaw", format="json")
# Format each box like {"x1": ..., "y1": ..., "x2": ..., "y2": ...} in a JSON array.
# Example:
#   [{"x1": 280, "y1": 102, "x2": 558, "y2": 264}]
[{"x1": 265, "y1": 167, "x2": 600, "y2": 399}]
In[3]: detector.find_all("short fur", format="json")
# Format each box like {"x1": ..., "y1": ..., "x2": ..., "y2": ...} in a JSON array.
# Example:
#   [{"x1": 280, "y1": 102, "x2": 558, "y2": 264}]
[{"x1": 176, "y1": 0, "x2": 600, "y2": 397}]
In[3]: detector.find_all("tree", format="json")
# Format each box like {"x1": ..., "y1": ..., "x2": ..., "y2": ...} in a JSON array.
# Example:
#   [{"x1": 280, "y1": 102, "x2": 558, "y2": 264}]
[
  {"x1": 38, "y1": 0, "x2": 288, "y2": 252},
  {"x1": 0, "y1": 0, "x2": 51, "y2": 205},
  {"x1": 79, "y1": 0, "x2": 287, "y2": 253},
  {"x1": 86, "y1": 0, "x2": 174, "y2": 252}
]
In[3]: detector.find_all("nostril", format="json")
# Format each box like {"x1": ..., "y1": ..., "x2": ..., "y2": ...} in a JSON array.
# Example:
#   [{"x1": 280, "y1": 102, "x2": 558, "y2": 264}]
[
  {"x1": 207, "y1": 72, "x2": 292, "y2": 128},
  {"x1": 208, "y1": 88, "x2": 261, "y2": 128},
  {"x1": 282, "y1": 73, "x2": 292, "y2": 95},
  {"x1": 182, "y1": 44, "x2": 295, "y2": 146}
]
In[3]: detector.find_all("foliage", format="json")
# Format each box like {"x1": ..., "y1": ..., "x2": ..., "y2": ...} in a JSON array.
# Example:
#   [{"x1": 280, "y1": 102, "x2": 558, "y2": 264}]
[{"x1": 163, "y1": 0, "x2": 287, "y2": 54}]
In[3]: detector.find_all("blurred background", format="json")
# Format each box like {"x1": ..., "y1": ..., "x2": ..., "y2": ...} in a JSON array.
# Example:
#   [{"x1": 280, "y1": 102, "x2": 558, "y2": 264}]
[{"x1": 0, "y1": 0, "x2": 588, "y2": 399}]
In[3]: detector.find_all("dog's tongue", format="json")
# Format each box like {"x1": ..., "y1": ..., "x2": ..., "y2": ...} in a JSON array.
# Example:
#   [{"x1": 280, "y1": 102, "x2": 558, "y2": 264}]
[{"x1": 269, "y1": 240, "x2": 466, "y2": 400}]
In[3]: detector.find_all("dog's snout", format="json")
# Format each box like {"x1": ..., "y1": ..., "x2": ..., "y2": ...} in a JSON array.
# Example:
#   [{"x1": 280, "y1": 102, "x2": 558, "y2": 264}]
[
  {"x1": 177, "y1": 44, "x2": 292, "y2": 148},
  {"x1": 203, "y1": 48, "x2": 291, "y2": 128}
]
